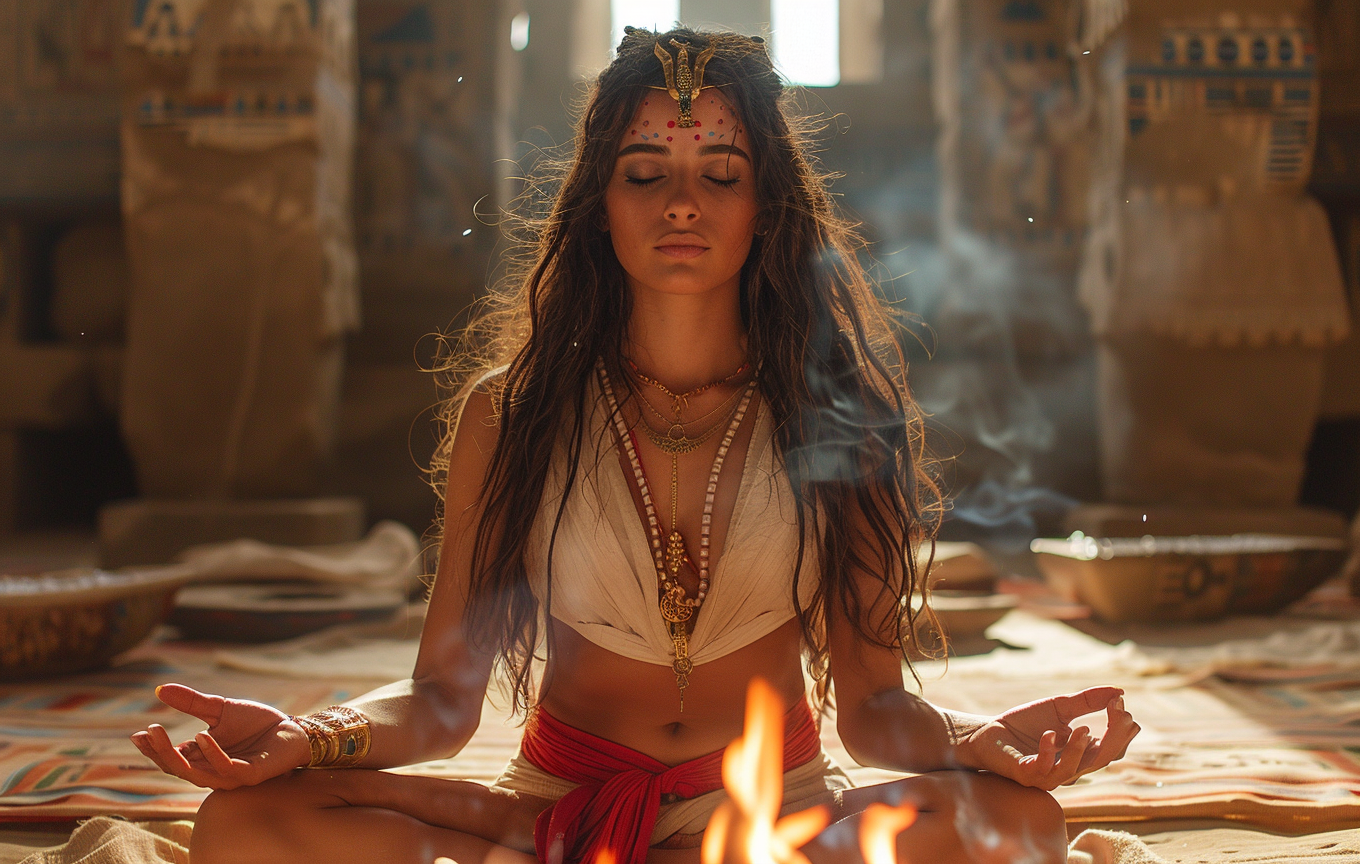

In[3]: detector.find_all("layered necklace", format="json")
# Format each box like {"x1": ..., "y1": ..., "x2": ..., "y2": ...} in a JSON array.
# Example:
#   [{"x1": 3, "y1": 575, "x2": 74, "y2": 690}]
[{"x1": 596, "y1": 356, "x2": 757, "y2": 709}]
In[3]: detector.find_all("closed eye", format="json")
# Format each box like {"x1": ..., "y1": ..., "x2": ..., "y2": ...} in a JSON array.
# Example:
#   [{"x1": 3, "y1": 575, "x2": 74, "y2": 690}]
[{"x1": 623, "y1": 175, "x2": 741, "y2": 188}]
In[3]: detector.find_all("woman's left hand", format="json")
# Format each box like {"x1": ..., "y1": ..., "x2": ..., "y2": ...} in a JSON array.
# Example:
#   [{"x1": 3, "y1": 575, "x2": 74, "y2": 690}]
[{"x1": 956, "y1": 686, "x2": 1140, "y2": 790}]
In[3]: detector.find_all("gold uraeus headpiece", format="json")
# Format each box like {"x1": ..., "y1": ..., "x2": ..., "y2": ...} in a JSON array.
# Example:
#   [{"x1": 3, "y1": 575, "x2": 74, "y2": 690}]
[{"x1": 650, "y1": 38, "x2": 716, "y2": 128}]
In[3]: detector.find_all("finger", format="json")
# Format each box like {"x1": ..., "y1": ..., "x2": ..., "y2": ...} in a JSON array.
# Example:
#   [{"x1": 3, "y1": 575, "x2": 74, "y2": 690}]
[
  {"x1": 149, "y1": 726, "x2": 233, "y2": 788},
  {"x1": 130, "y1": 732, "x2": 160, "y2": 764},
  {"x1": 1080, "y1": 707, "x2": 1140, "y2": 775},
  {"x1": 133, "y1": 730, "x2": 182, "y2": 777},
  {"x1": 155, "y1": 684, "x2": 226, "y2": 726},
  {"x1": 147, "y1": 724, "x2": 198, "y2": 778},
  {"x1": 195, "y1": 731, "x2": 241, "y2": 775},
  {"x1": 1049, "y1": 688, "x2": 1124, "y2": 723},
  {"x1": 1036, "y1": 729, "x2": 1058, "y2": 773},
  {"x1": 1048, "y1": 726, "x2": 1091, "y2": 786}
]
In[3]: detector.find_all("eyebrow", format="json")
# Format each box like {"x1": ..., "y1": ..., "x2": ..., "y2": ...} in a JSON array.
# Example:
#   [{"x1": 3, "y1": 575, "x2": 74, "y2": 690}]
[{"x1": 616, "y1": 142, "x2": 752, "y2": 162}]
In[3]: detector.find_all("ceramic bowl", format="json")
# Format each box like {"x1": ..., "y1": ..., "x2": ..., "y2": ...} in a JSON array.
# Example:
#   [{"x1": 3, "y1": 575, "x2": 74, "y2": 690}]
[
  {"x1": 1031, "y1": 533, "x2": 1350, "y2": 623},
  {"x1": 0, "y1": 566, "x2": 194, "y2": 680}
]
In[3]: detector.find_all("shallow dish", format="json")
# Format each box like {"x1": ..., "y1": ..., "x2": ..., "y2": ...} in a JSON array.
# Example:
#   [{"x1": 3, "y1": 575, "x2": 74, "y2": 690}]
[
  {"x1": 0, "y1": 566, "x2": 194, "y2": 680},
  {"x1": 169, "y1": 581, "x2": 407, "y2": 642},
  {"x1": 912, "y1": 590, "x2": 1020, "y2": 654},
  {"x1": 1031, "y1": 533, "x2": 1349, "y2": 623}
]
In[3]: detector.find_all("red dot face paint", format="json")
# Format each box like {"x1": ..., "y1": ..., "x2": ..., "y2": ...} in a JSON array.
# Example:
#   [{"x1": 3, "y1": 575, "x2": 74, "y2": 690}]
[
  {"x1": 694, "y1": 134, "x2": 700, "y2": 140},
  {"x1": 667, "y1": 120, "x2": 675, "y2": 128},
  {"x1": 666, "y1": 136, "x2": 672, "y2": 141},
  {"x1": 718, "y1": 119, "x2": 723, "y2": 124},
  {"x1": 643, "y1": 120, "x2": 649, "y2": 127},
  {"x1": 694, "y1": 120, "x2": 701, "y2": 127}
]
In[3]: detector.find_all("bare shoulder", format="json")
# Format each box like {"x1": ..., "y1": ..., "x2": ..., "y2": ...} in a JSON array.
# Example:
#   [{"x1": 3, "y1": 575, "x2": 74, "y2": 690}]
[
  {"x1": 458, "y1": 367, "x2": 506, "y2": 451},
  {"x1": 412, "y1": 367, "x2": 508, "y2": 687}
]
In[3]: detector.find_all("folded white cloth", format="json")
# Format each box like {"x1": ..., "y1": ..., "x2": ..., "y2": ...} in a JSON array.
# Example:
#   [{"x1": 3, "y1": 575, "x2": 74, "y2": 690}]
[
  {"x1": 175, "y1": 520, "x2": 421, "y2": 593},
  {"x1": 14, "y1": 817, "x2": 190, "y2": 864},
  {"x1": 1069, "y1": 830, "x2": 1168, "y2": 864}
]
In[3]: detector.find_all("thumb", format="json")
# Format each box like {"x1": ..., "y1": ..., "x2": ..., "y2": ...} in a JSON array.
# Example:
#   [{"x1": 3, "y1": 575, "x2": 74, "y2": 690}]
[{"x1": 155, "y1": 683, "x2": 225, "y2": 726}]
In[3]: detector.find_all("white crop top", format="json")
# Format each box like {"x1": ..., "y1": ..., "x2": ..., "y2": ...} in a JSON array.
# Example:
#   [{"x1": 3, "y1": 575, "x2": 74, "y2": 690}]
[{"x1": 524, "y1": 370, "x2": 822, "y2": 667}]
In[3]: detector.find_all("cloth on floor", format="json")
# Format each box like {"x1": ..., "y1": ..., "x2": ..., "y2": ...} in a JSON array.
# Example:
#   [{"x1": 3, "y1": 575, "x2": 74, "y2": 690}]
[
  {"x1": 1141, "y1": 826, "x2": 1360, "y2": 863},
  {"x1": 1069, "y1": 830, "x2": 1169, "y2": 864},
  {"x1": 11, "y1": 818, "x2": 190, "y2": 864},
  {"x1": 210, "y1": 602, "x2": 424, "y2": 680},
  {"x1": 175, "y1": 520, "x2": 421, "y2": 594}
]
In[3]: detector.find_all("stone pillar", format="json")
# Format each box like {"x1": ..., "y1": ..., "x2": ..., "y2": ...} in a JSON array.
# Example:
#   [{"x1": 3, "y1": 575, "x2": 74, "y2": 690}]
[
  {"x1": 1077, "y1": 0, "x2": 1351, "y2": 518},
  {"x1": 110, "y1": 0, "x2": 363, "y2": 564}
]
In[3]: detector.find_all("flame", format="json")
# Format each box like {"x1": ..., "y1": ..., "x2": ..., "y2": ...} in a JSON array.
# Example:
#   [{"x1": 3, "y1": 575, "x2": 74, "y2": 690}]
[
  {"x1": 702, "y1": 679, "x2": 831, "y2": 864},
  {"x1": 858, "y1": 802, "x2": 918, "y2": 864}
]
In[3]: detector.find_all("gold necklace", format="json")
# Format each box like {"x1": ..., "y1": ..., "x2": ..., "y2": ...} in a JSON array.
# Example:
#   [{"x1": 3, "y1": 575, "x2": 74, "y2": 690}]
[
  {"x1": 625, "y1": 357, "x2": 750, "y2": 416},
  {"x1": 597, "y1": 357, "x2": 757, "y2": 710},
  {"x1": 635, "y1": 383, "x2": 745, "y2": 455}
]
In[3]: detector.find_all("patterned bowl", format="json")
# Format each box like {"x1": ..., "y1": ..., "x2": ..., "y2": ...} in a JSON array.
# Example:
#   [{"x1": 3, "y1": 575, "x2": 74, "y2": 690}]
[
  {"x1": 1031, "y1": 533, "x2": 1350, "y2": 623},
  {"x1": 0, "y1": 566, "x2": 194, "y2": 680}
]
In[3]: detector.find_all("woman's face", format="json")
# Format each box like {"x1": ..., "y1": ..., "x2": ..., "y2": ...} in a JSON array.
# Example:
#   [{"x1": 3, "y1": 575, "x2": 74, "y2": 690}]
[{"x1": 602, "y1": 90, "x2": 759, "y2": 299}]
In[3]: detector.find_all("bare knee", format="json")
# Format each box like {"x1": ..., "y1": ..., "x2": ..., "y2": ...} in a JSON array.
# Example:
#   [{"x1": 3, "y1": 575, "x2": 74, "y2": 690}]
[
  {"x1": 935, "y1": 773, "x2": 1066, "y2": 864},
  {"x1": 190, "y1": 773, "x2": 336, "y2": 864}
]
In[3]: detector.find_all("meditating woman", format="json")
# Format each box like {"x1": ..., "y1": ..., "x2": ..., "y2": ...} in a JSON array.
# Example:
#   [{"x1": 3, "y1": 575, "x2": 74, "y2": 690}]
[{"x1": 131, "y1": 27, "x2": 1138, "y2": 864}]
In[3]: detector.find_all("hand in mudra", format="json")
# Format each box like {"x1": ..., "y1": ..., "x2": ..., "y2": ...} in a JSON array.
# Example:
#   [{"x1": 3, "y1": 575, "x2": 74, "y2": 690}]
[
  {"x1": 130, "y1": 683, "x2": 312, "y2": 790},
  {"x1": 960, "y1": 686, "x2": 1139, "y2": 791}
]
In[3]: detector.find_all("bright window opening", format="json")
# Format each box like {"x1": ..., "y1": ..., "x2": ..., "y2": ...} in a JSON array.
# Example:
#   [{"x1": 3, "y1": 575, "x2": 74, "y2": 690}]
[
  {"x1": 771, "y1": 0, "x2": 839, "y2": 86},
  {"x1": 612, "y1": 0, "x2": 681, "y2": 56},
  {"x1": 603, "y1": 0, "x2": 878, "y2": 85}
]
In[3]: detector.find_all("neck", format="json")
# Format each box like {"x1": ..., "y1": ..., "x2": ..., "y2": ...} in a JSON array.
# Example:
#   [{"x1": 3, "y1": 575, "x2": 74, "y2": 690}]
[{"x1": 623, "y1": 281, "x2": 748, "y2": 391}]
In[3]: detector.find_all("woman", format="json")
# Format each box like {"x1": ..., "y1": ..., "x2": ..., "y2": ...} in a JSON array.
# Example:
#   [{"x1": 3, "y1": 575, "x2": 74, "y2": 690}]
[{"x1": 132, "y1": 27, "x2": 1138, "y2": 864}]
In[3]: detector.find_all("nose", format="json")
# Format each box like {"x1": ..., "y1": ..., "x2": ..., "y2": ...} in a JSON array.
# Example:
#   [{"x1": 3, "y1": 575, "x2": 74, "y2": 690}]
[{"x1": 665, "y1": 183, "x2": 700, "y2": 222}]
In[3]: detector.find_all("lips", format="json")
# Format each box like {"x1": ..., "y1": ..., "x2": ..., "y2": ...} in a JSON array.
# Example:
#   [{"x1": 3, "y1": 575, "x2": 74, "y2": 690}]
[{"x1": 655, "y1": 244, "x2": 708, "y2": 259}]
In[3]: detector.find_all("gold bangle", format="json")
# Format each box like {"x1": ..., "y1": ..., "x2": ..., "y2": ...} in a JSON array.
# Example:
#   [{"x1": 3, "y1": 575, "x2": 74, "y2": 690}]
[{"x1": 291, "y1": 706, "x2": 372, "y2": 768}]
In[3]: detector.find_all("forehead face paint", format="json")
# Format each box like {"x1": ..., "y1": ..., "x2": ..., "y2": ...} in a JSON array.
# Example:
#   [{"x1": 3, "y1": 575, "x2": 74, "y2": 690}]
[{"x1": 626, "y1": 90, "x2": 745, "y2": 146}]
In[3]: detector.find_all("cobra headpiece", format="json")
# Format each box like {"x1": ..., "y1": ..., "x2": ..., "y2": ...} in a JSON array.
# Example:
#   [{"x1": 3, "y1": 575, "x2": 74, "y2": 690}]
[{"x1": 650, "y1": 38, "x2": 716, "y2": 128}]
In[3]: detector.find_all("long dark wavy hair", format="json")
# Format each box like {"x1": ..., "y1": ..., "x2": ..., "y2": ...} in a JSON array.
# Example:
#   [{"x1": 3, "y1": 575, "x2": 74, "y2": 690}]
[{"x1": 429, "y1": 25, "x2": 944, "y2": 715}]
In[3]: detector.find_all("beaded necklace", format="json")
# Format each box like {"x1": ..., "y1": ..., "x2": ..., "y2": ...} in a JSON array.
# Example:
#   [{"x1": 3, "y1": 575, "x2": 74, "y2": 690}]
[{"x1": 596, "y1": 357, "x2": 758, "y2": 709}]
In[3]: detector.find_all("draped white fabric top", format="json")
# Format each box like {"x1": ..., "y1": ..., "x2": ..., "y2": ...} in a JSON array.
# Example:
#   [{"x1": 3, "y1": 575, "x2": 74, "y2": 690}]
[{"x1": 525, "y1": 370, "x2": 821, "y2": 667}]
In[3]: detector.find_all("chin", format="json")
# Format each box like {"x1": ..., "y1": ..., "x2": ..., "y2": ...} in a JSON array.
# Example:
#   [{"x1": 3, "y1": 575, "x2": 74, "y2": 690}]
[{"x1": 644, "y1": 280, "x2": 732, "y2": 297}]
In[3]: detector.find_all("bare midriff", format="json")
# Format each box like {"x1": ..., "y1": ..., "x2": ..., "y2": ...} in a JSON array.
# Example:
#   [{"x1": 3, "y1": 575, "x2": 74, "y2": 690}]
[{"x1": 537, "y1": 616, "x2": 807, "y2": 765}]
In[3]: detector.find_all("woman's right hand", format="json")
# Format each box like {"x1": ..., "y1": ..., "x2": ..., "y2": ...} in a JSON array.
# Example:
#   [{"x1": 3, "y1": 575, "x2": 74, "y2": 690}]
[{"x1": 130, "y1": 683, "x2": 313, "y2": 790}]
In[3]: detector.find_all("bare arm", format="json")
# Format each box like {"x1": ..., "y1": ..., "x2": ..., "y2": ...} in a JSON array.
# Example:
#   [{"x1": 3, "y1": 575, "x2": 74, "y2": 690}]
[
  {"x1": 341, "y1": 384, "x2": 504, "y2": 768},
  {"x1": 131, "y1": 383, "x2": 508, "y2": 787},
  {"x1": 827, "y1": 562, "x2": 980, "y2": 774},
  {"x1": 827, "y1": 496, "x2": 1138, "y2": 788}
]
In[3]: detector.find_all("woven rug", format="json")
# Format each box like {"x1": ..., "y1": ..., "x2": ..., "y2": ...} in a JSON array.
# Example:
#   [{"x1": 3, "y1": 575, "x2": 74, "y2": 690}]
[
  {"x1": 915, "y1": 611, "x2": 1360, "y2": 832},
  {"x1": 11, "y1": 604, "x2": 1360, "y2": 832}
]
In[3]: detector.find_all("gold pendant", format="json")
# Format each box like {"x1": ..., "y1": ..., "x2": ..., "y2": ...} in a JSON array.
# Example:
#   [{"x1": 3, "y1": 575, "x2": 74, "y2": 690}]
[
  {"x1": 659, "y1": 584, "x2": 693, "y2": 623},
  {"x1": 671, "y1": 621, "x2": 693, "y2": 711},
  {"x1": 666, "y1": 530, "x2": 686, "y2": 579}
]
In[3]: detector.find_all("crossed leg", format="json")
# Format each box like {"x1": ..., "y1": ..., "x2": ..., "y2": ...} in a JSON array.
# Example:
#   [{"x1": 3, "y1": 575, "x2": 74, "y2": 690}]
[
  {"x1": 188, "y1": 768, "x2": 546, "y2": 864},
  {"x1": 809, "y1": 771, "x2": 1068, "y2": 864},
  {"x1": 189, "y1": 768, "x2": 1065, "y2": 864}
]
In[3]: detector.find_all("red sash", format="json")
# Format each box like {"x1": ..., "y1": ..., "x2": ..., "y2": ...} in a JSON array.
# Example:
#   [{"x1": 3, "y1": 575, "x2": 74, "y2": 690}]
[{"x1": 524, "y1": 701, "x2": 821, "y2": 864}]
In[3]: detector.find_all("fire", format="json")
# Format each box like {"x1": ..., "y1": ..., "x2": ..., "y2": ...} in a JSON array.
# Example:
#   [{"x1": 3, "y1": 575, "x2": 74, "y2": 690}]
[
  {"x1": 858, "y1": 802, "x2": 918, "y2": 864},
  {"x1": 701, "y1": 679, "x2": 830, "y2": 864}
]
